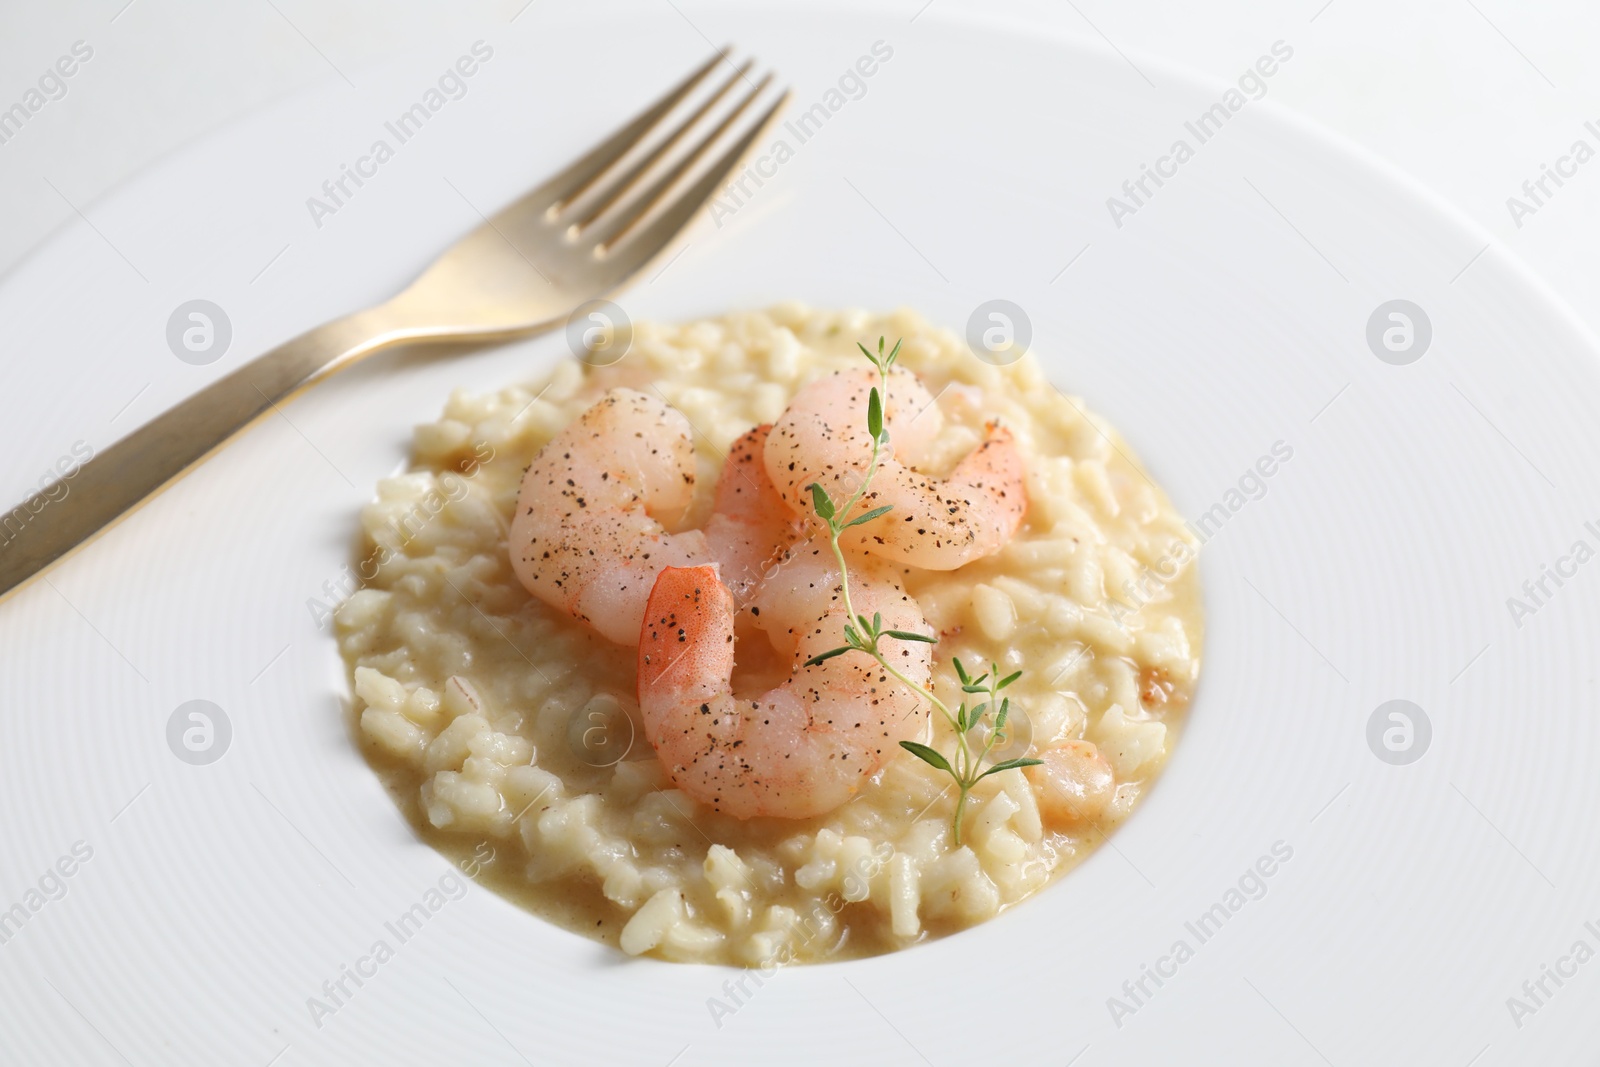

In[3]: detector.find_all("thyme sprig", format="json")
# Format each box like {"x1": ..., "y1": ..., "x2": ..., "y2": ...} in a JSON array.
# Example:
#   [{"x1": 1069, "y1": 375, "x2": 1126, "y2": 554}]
[{"x1": 800, "y1": 336, "x2": 1040, "y2": 845}]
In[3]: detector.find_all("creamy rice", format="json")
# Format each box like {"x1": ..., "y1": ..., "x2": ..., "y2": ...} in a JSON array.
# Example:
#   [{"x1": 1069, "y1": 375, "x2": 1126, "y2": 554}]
[{"x1": 336, "y1": 304, "x2": 1202, "y2": 965}]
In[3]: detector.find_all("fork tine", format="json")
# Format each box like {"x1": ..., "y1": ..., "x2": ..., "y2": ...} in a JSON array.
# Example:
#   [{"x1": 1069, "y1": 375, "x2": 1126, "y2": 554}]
[
  {"x1": 590, "y1": 74, "x2": 777, "y2": 252},
  {"x1": 564, "y1": 59, "x2": 754, "y2": 232},
  {"x1": 604, "y1": 89, "x2": 791, "y2": 264},
  {"x1": 532, "y1": 50, "x2": 724, "y2": 212}
]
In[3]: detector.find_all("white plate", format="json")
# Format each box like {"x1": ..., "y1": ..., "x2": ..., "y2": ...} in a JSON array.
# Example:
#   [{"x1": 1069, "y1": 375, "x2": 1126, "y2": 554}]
[{"x1": 2, "y1": 6, "x2": 1596, "y2": 1064}]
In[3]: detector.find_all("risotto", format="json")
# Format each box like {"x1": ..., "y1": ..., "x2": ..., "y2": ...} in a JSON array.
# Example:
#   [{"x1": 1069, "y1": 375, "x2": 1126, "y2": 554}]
[{"x1": 335, "y1": 305, "x2": 1202, "y2": 965}]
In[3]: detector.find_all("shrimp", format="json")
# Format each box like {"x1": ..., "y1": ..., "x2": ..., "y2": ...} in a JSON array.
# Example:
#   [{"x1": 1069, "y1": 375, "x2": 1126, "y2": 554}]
[
  {"x1": 1028, "y1": 740, "x2": 1115, "y2": 828},
  {"x1": 765, "y1": 367, "x2": 1026, "y2": 570},
  {"x1": 637, "y1": 544, "x2": 934, "y2": 819},
  {"x1": 702, "y1": 425, "x2": 799, "y2": 605},
  {"x1": 509, "y1": 389, "x2": 708, "y2": 646}
]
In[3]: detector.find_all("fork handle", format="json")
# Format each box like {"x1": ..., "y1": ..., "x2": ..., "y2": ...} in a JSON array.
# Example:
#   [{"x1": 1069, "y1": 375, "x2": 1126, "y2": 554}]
[{"x1": 0, "y1": 308, "x2": 400, "y2": 601}]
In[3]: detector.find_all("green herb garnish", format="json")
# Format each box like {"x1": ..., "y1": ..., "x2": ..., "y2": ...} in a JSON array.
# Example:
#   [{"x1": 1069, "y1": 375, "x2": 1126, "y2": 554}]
[{"x1": 801, "y1": 336, "x2": 1041, "y2": 845}]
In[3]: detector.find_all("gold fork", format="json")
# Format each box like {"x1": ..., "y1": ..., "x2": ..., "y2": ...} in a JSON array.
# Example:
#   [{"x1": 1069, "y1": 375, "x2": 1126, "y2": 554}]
[{"x1": 0, "y1": 52, "x2": 787, "y2": 602}]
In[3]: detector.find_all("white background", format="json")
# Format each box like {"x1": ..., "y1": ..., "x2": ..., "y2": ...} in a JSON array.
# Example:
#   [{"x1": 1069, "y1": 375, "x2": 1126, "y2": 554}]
[{"x1": 3, "y1": 0, "x2": 1600, "y2": 333}]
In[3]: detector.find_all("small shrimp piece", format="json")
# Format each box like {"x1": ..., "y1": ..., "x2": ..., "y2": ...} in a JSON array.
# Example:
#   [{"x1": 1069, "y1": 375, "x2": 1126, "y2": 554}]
[
  {"x1": 765, "y1": 368, "x2": 1026, "y2": 570},
  {"x1": 1028, "y1": 740, "x2": 1115, "y2": 828},
  {"x1": 703, "y1": 425, "x2": 799, "y2": 605},
  {"x1": 509, "y1": 389, "x2": 707, "y2": 645},
  {"x1": 637, "y1": 546, "x2": 934, "y2": 819},
  {"x1": 1140, "y1": 666, "x2": 1185, "y2": 711}
]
